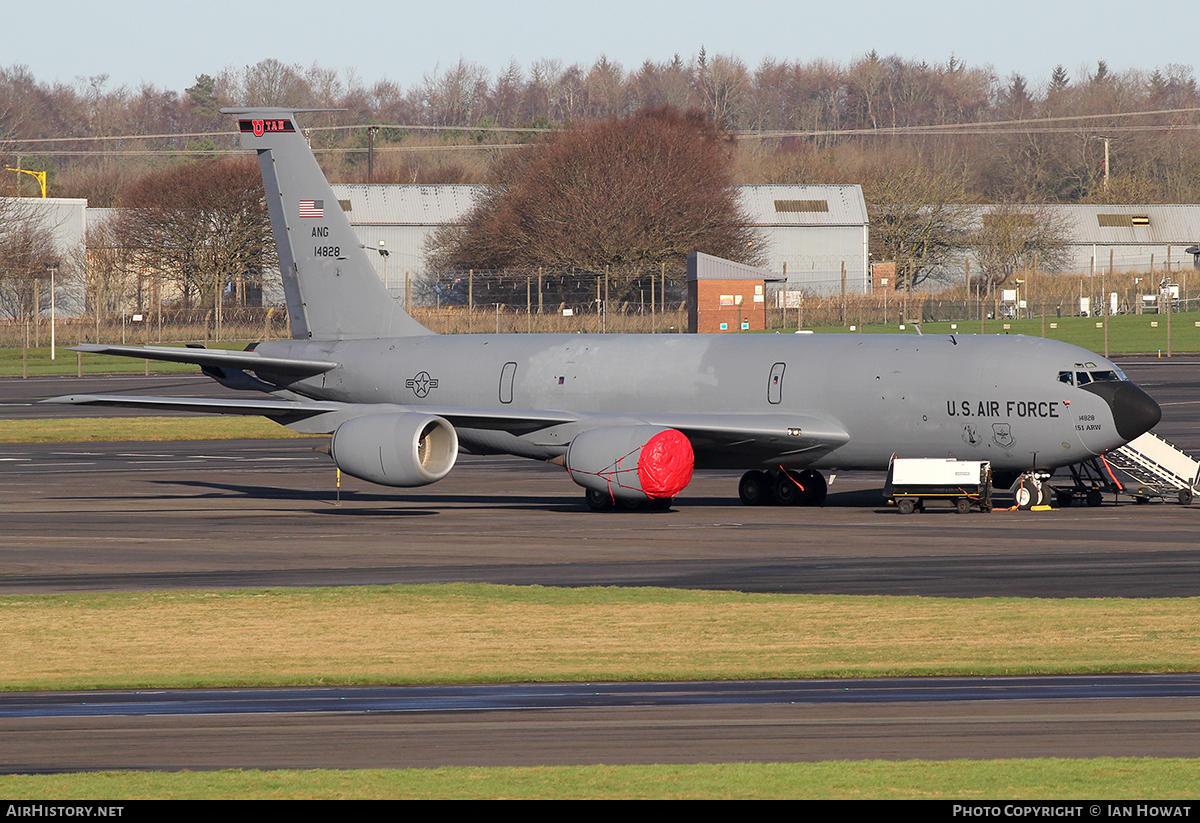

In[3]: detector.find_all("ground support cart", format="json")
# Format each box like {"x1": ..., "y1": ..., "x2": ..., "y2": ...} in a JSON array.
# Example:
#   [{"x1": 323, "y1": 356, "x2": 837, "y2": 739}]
[{"x1": 887, "y1": 458, "x2": 992, "y2": 514}]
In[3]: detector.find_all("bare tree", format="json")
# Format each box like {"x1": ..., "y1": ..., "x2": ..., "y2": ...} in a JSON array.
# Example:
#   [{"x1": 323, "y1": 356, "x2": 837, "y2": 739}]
[
  {"x1": 0, "y1": 197, "x2": 63, "y2": 320},
  {"x1": 969, "y1": 203, "x2": 1071, "y2": 293},
  {"x1": 863, "y1": 166, "x2": 974, "y2": 290},
  {"x1": 75, "y1": 213, "x2": 134, "y2": 332},
  {"x1": 696, "y1": 49, "x2": 748, "y2": 126},
  {"x1": 419, "y1": 59, "x2": 490, "y2": 126},
  {"x1": 114, "y1": 158, "x2": 275, "y2": 311},
  {"x1": 219, "y1": 59, "x2": 312, "y2": 108},
  {"x1": 427, "y1": 107, "x2": 763, "y2": 300}
]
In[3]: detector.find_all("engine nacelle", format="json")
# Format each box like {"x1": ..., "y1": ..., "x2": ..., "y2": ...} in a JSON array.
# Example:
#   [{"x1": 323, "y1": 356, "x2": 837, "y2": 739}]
[
  {"x1": 329, "y1": 412, "x2": 458, "y2": 487},
  {"x1": 564, "y1": 426, "x2": 694, "y2": 501}
]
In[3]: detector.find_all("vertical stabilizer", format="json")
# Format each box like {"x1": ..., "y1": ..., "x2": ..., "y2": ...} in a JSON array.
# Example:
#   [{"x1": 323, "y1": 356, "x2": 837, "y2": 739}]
[{"x1": 222, "y1": 107, "x2": 431, "y2": 340}]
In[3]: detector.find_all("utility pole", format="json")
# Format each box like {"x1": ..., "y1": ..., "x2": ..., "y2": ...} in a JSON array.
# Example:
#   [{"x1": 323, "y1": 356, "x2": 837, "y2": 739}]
[
  {"x1": 1094, "y1": 136, "x2": 1111, "y2": 190},
  {"x1": 367, "y1": 126, "x2": 379, "y2": 183},
  {"x1": 48, "y1": 263, "x2": 59, "y2": 360}
]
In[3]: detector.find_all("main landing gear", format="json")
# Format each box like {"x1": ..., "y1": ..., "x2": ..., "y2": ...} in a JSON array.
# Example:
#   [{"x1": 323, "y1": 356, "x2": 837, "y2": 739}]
[{"x1": 739, "y1": 469, "x2": 827, "y2": 507}]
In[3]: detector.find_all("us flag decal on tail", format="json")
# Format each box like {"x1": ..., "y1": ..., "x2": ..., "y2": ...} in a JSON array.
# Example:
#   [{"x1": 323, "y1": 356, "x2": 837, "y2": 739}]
[{"x1": 299, "y1": 200, "x2": 324, "y2": 218}]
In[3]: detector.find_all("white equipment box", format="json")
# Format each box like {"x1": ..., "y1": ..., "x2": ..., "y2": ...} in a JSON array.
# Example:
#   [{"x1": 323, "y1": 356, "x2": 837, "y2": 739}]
[{"x1": 887, "y1": 458, "x2": 992, "y2": 514}]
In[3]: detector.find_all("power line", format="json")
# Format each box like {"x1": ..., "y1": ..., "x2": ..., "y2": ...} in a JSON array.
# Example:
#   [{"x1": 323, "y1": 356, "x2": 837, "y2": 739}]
[
  {"x1": 3, "y1": 106, "x2": 1197, "y2": 157},
  {"x1": 2, "y1": 123, "x2": 552, "y2": 147},
  {"x1": 741, "y1": 107, "x2": 1200, "y2": 139},
  {"x1": 9, "y1": 143, "x2": 530, "y2": 158}
]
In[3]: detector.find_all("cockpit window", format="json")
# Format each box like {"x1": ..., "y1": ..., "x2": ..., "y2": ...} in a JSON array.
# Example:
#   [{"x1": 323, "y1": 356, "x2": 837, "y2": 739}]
[{"x1": 1064, "y1": 367, "x2": 1127, "y2": 386}]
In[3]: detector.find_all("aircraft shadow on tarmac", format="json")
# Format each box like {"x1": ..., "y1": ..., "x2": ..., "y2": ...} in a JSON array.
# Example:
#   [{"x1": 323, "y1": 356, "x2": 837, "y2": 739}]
[
  {"x1": 151, "y1": 478, "x2": 593, "y2": 513},
  {"x1": 145, "y1": 477, "x2": 1009, "y2": 515}
]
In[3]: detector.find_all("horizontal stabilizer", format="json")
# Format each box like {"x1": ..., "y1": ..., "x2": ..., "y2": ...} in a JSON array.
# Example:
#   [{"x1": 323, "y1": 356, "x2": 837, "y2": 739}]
[
  {"x1": 39, "y1": 394, "x2": 344, "y2": 419},
  {"x1": 69, "y1": 344, "x2": 338, "y2": 376}
]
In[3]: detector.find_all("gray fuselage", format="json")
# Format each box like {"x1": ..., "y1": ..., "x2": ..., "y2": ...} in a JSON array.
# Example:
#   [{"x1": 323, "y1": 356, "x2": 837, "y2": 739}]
[{"x1": 253, "y1": 330, "x2": 1136, "y2": 474}]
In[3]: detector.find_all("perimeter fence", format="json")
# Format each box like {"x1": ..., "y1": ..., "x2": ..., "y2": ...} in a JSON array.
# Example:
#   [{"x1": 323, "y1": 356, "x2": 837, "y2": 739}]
[{"x1": 3, "y1": 267, "x2": 1197, "y2": 348}]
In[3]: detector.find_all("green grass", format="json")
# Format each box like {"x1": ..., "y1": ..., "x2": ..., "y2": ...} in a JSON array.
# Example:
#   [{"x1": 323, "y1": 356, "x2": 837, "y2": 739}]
[
  {"x1": 0, "y1": 345, "x2": 202, "y2": 377},
  {"x1": 0, "y1": 759, "x2": 1196, "y2": 799},
  {"x1": 0, "y1": 340, "x2": 263, "y2": 377},
  {"x1": 0, "y1": 416, "x2": 309, "y2": 442},
  {"x1": 794, "y1": 310, "x2": 1200, "y2": 354},
  {"x1": 2, "y1": 313, "x2": 1199, "y2": 379},
  {"x1": 4, "y1": 587, "x2": 1197, "y2": 798},
  {"x1": 3, "y1": 584, "x2": 1198, "y2": 691}
]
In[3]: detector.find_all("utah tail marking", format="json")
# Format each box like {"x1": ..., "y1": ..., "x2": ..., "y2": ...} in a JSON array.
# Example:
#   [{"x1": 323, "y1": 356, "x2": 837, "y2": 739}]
[{"x1": 238, "y1": 118, "x2": 296, "y2": 136}]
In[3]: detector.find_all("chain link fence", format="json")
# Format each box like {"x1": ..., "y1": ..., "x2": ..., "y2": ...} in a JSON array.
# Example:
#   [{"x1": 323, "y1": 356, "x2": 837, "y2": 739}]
[{"x1": 3, "y1": 268, "x2": 1195, "y2": 348}]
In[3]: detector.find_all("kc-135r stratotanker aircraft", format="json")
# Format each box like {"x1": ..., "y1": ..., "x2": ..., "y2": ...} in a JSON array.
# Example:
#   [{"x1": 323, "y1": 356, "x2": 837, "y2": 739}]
[{"x1": 45, "y1": 108, "x2": 1163, "y2": 510}]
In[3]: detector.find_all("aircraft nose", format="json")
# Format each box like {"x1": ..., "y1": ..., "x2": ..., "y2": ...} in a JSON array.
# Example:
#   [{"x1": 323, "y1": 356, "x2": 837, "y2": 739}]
[{"x1": 1080, "y1": 381, "x2": 1162, "y2": 441}]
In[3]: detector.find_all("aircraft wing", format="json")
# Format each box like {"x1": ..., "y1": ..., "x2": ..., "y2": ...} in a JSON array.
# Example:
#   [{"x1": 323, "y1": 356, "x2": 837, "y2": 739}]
[
  {"x1": 39, "y1": 395, "x2": 847, "y2": 464},
  {"x1": 69, "y1": 344, "x2": 338, "y2": 376},
  {"x1": 38, "y1": 394, "x2": 580, "y2": 434},
  {"x1": 639, "y1": 412, "x2": 850, "y2": 468}
]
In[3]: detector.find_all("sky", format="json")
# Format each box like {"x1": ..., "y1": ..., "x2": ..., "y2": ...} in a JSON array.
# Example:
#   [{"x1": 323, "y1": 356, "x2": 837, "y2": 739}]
[{"x1": 6, "y1": 0, "x2": 1197, "y2": 98}]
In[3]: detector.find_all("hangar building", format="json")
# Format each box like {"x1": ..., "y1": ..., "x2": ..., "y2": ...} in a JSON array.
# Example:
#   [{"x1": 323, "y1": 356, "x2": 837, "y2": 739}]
[
  {"x1": 329, "y1": 183, "x2": 870, "y2": 297},
  {"x1": 1043, "y1": 204, "x2": 1200, "y2": 275}
]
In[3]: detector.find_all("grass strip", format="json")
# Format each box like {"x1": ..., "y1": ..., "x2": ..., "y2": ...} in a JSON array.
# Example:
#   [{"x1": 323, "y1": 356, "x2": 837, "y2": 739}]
[
  {"x1": 0, "y1": 759, "x2": 1197, "y2": 799},
  {"x1": 2, "y1": 585, "x2": 1198, "y2": 692},
  {"x1": 0, "y1": 349, "x2": 199, "y2": 377},
  {"x1": 1, "y1": 312, "x2": 1198, "y2": 380},
  {"x1": 792, "y1": 309, "x2": 1200, "y2": 353},
  {"x1": 0, "y1": 416, "x2": 309, "y2": 443}
]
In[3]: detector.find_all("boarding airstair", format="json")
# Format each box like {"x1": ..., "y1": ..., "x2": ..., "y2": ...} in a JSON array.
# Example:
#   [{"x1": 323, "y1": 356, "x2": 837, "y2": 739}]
[{"x1": 1103, "y1": 431, "x2": 1200, "y2": 505}]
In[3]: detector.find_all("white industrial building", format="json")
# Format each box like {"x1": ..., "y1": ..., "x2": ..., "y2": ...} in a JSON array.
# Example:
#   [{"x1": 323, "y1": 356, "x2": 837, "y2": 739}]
[
  {"x1": 329, "y1": 184, "x2": 478, "y2": 297},
  {"x1": 960, "y1": 204, "x2": 1200, "y2": 279},
  {"x1": 330, "y1": 183, "x2": 871, "y2": 297},
  {"x1": 736, "y1": 185, "x2": 870, "y2": 294},
  {"x1": 1040, "y1": 205, "x2": 1200, "y2": 275}
]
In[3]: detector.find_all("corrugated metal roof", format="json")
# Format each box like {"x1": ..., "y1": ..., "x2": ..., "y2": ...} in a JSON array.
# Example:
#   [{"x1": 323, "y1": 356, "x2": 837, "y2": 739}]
[
  {"x1": 738, "y1": 185, "x2": 868, "y2": 226},
  {"x1": 688, "y1": 251, "x2": 782, "y2": 281},
  {"x1": 969, "y1": 204, "x2": 1200, "y2": 245},
  {"x1": 330, "y1": 184, "x2": 869, "y2": 228},
  {"x1": 330, "y1": 184, "x2": 482, "y2": 225},
  {"x1": 1057, "y1": 205, "x2": 1200, "y2": 245}
]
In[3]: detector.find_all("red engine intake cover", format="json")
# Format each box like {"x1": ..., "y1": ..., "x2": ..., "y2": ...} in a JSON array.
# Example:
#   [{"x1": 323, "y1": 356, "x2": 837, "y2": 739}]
[{"x1": 636, "y1": 428, "x2": 694, "y2": 498}]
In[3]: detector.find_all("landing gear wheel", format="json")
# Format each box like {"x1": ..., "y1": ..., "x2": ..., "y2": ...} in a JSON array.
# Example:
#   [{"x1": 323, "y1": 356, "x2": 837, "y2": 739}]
[
  {"x1": 738, "y1": 471, "x2": 772, "y2": 506},
  {"x1": 1015, "y1": 478, "x2": 1045, "y2": 510},
  {"x1": 897, "y1": 498, "x2": 917, "y2": 515},
  {"x1": 1086, "y1": 489, "x2": 1103, "y2": 508},
  {"x1": 796, "y1": 469, "x2": 828, "y2": 506},
  {"x1": 585, "y1": 488, "x2": 614, "y2": 512},
  {"x1": 773, "y1": 471, "x2": 801, "y2": 506},
  {"x1": 955, "y1": 497, "x2": 971, "y2": 514}
]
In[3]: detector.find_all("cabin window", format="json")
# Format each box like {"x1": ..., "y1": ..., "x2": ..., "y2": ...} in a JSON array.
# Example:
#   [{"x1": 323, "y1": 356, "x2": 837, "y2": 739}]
[
  {"x1": 1058, "y1": 371, "x2": 1074, "y2": 386},
  {"x1": 1075, "y1": 372, "x2": 1093, "y2": 386}
]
